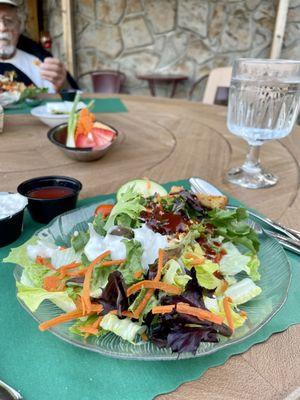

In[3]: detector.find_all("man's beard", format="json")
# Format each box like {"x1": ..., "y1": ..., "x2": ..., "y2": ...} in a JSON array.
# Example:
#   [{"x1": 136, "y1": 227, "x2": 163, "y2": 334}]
[{"x1": 0, "y1": 33, "x2": 16, "y2": 59}]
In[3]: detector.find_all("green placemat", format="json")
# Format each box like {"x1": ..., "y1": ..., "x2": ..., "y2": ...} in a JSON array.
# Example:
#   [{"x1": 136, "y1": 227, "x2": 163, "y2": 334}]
[
  {"x1": 0, "y1": 180, "x2": 299, "y2": 400},
  {"x1": 4, "y1": 97, "x2": 128, "y2": 115}
]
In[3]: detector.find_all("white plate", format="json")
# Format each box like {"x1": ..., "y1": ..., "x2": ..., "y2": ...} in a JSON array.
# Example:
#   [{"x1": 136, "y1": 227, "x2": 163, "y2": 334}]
[{"x1": 31, "y1": 105, "x2": 70, "y2": 127}]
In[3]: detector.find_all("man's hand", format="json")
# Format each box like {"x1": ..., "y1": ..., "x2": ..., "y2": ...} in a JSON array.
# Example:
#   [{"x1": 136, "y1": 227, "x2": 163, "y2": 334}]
[{"x1": 40, "y1": 57, "x2": 67, "y2": 92}]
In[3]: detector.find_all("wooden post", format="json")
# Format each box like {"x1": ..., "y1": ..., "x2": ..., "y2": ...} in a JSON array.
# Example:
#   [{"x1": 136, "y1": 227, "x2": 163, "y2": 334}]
[
  {"x1": 26, "y1": 0, "x2": 39, "y2": 42},
  {"x1": 61, "y1": 0, "x2": 75, "y2": 77},
  {"x1": 270, "y1": 0, "x2": 289, "y2": 59}
]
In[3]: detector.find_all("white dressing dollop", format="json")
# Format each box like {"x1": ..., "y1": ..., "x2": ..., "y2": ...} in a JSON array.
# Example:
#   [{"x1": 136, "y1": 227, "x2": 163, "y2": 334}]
[
  {"x1": 27, "y1": 240, "x2": 58, "y2": 261},
  {"x1": 133, "y1": 224, "x2": 168, "y2": 269},
  {"x1": 84, "y1": 224, "x2": 126, "y2": 262},
  {"x1": 0, "y1": 193, "x2": 27, "y2": 220}
]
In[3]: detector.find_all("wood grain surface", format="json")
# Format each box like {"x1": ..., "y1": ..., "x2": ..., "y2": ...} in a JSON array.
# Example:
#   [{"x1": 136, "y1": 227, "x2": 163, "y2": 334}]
[{"x1": 1, "y1": 95, "x2": 299, "y2": 400}]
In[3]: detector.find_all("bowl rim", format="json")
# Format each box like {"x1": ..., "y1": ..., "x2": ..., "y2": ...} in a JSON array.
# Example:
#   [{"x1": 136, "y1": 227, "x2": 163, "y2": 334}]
[
  {"x1": 47, "y1": 122, "x2": 118, "y2": 152},
  {"x1": 30, "y1": 105, "x2": 70, "y2": 119},
  {"x1": 17, "y1": 175, "x2": 83, "y2": 202}
]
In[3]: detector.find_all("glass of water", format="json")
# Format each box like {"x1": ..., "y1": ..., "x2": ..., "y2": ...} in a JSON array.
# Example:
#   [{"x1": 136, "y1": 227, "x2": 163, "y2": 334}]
[{"x1": 227, "y1": 58, "x2": 300, "y2": 188}]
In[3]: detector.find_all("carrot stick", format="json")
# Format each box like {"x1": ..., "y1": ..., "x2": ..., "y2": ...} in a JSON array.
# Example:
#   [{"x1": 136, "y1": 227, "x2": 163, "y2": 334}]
[
  {"x1": 155, "y1": 249, "x2": 165, "y2": 281},
  {"x1": 151, "y1": 305, "x2": 175, "y2": 314},
  {"x1": 39, "y1": 310, "x2": 83, "y2": 331},
  {"x1": 126, "y1": 280, "x2": 181, "y2": 297},
  {"x1": 43, "y1": 275, "x2": 65, "y2": 292},
  {"x1": 134, "y1": 270, "x2": 143, "y2": 279},
  {"x1": 176, "y1": 302, "x2": 224, "y2": 325},
  {"x1": 109, "y1": 310, "x2": 135, "y2": 319},
  {"x1": 101, "y1": 259, "x2": 125, "y2": 267},
  {"x1": 36, "y1": 256, "x2": 56, "y2": 271},
  {"x1": 223, "y1": 297, "x2": 234, "y2": 331},
  {"x1": 141, "y1": 332, "x2": 148, "y2": 341},
  {"x1": 82, "y1": 250, "x2": 111, "y2": 314},
  {"x1": 130, "y1": 248, "x2": 166, "y2": 318},
  {"x1": 133, "y1": 289, "x2": 154, "y2": 319},
  {"x1": 189, "y1": 259, "x2": 205, "y2": 265}
]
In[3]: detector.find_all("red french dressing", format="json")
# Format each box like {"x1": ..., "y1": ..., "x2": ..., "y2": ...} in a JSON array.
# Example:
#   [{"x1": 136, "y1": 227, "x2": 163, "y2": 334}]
[{"x1": 27, "y1": 186, "x2": 75, "y2": 200}]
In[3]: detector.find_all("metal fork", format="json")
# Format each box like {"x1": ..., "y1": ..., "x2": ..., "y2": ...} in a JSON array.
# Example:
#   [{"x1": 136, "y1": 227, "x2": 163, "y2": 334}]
[{"x1": 0, "y1": 380, "x2": 22, "y2": 400}]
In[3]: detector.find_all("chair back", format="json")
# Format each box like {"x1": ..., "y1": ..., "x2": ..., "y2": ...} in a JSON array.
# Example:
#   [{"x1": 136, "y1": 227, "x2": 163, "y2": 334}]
[
  {"x1": 202, "y1": 67, "x2": 232, "y2": 105},
  {"x1": 78, "y1": 70, "x2": 126, "y2": 93}
]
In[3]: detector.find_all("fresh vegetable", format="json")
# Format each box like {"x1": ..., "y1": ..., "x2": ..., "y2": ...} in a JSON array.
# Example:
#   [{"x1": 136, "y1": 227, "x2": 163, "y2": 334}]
[
  {"x1": 7, "y1": 180, "x2": 263, "y2": 355},
  {"x1": 66, "y1": 93, "x2": 116, "y2": 149},
  {"x1": 116, "y1": 179, "x2": 168, "y2": 200}
]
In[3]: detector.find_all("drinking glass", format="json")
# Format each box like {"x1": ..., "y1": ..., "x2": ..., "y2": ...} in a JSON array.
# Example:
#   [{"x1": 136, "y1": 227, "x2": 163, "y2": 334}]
[{"x1": 227, "y1": 58, "x2": 300, "y2": 188}]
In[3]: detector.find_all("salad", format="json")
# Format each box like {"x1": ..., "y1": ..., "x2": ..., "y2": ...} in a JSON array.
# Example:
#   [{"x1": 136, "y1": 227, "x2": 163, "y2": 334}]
[
  {"x1": 5, "y1": 179, "x2": 262, "y2": 354},
  {"x1": 66, "y1": 93, "x2": 116, "y2": 149}
]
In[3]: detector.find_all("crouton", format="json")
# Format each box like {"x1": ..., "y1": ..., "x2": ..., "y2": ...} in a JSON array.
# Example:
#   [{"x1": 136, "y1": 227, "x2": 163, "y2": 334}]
[{"x1": 196, "y1": 194, "x2": 228, "y2": 209}]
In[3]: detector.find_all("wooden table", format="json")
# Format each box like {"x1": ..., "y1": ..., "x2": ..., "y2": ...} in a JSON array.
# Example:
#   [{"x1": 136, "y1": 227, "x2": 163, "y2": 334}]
[
  {"x1": 137, "y1": 74, "x2": 188, "y2": 97},
  {"x1": 1, "y1": 95, "x2": 299, "y2": 400}
]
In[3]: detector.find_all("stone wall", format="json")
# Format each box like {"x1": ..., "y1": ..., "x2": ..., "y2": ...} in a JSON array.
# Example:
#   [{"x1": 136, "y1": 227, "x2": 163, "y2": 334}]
[{"x1": 27, "y1": 1, "x2": 300, "y2": 98}]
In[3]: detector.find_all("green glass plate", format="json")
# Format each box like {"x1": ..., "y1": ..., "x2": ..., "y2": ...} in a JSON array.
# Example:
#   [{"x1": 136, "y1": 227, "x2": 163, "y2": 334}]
[{"x1": 14, "y1": 201, "x2": 291, "y2": 360}]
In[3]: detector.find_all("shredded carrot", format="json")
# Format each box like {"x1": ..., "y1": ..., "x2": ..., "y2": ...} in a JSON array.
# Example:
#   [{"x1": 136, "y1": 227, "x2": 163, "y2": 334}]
[
  {"x1": 101, "y1": 259, "x2": 125, "y2": 267},
  {"x1": 58, "y1": 262, "x2": 81, "y2": 278},
  {"x1": 176, "y1": 302, "x2": 224, "y2": 325},
  {"x1": 133, "y1": 289, "x2": 154, "y2": 319},
  {"x1": 134, "y1": 270, "x2": 143, "y2": 279},
  {"x1": 43, "y1": 275, "x2": 65, "y2": 292},
  {"x1": 184, "y1": 253, "x2": 198, "y2": 260},
  {"x1": 39, "y1": 310, "x2": 83, "y2": 331},
  {"x1": 82, "y1": 251, "x2": 111, "y2": 314},
  {"x1": 127, "y1": 280, "x2": 181, "y2": 297},
  {"x1": 220, "y1": 280, "x2": 229, "y2": 294},
  {"x1": 189, "y1": 258, "x2": 205, "y2": 265},
  {"x1": 79, "y1": 316, "x2": 103, "y2": 336},
  {"x1": 141, "y1": 332, "x2": 148, "y2": 341},
  {"x1": 130, "y1": 248, "x2": 166, "y2": 319},
  {"x1": 109, "y1": 310, "x2": 135, "y2": 319},
  {"x1": 223, "y1": 297, "x2": 234, "y2": 331},
  {"x1": 36, "y1": 256, "x2": 56, "y2": 271},
  {"x1": 155, "y1": 248, "x2": 165, "y2": 282},
  {"x1": 65, "y1": 268, "x2": 88, "y2": 277},
  {"x1": 151, "y1": 305, "x2": 175, "y2": 315},
  {"x1": 240, "y1": 310, "x2": 247, "y2": 318},
  {"x1": 75, "y1": 108, "x2": 95, "y2": 140}
]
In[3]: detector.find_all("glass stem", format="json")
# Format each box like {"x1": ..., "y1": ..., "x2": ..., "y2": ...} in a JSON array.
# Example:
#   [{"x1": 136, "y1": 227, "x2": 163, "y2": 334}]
[{"x1": 242, "y1": 144, "x2": 262, "y2": 173}]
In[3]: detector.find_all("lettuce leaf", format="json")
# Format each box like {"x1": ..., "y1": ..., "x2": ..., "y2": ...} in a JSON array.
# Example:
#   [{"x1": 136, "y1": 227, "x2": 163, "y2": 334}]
[
  {"x1": 128, "y1": 287, "x2": 158, "y2": 318},
  {"x1": 194, "y1": 260, "x2": 221, "y2": 290},
  {"x1": 245, "y1": 253, "x2": 261, "y2": 281},
  {"x1": 104, "y1": 190, "x2": 145, "y2": 231},
  {"x1": 217, "y1": 299, "x2": 247, "y2": 329},
  {"x1": 219, "y1": 242, "x2": 251, "y2": 276},
  {"x1": 17, "y1": 283, "x2": 76, "y2": 312},
  {"x1": 3, "y1": 236, "x2": 38, "y2": 268},
  {"x1": 225, "y1": 278, "x2": 262, "y2": 305},
  {"x1": 119, "y1": 239, "x2": 143, "y2": 285},
  {"x1": 100, "y1": 314, "x2": 145, "y2": 343},
  {"x1": 207, "y1": 207, "x2": 260, "y2": 253},
  {"x1": 162, "y1": 259, "x2": 191, "y2": 290}
]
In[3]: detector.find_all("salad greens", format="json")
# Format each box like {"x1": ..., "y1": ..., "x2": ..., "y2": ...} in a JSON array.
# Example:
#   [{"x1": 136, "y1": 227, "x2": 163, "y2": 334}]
[{"x1": 5, "y1": 180, "x2": 263, "y2": 355}]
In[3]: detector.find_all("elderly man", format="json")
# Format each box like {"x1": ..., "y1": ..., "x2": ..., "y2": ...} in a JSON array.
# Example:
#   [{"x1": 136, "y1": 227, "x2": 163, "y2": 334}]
[{"x1": 0, "y1": 0, "x2": 78, "y2": 93}]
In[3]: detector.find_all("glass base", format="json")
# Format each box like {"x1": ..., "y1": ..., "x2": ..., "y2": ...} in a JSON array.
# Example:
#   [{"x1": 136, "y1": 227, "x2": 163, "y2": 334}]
[{"x1": 226, "y1": 166, "x2": 278, "y2": 189}]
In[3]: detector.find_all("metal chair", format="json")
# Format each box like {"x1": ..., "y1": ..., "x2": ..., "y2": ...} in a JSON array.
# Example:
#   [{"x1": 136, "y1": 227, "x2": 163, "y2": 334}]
[
  {"x1": 189, "y1": 67, "x2": 232, "y2": 106},
  {"x1": 77, "y1": 70, "x2": 126, "y2": 93}
]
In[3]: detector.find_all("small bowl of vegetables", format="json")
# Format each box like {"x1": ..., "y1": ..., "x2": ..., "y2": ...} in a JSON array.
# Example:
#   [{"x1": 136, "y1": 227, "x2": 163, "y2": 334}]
[{"x1": 47, "y1": 94, "x2": 118, "y2": 162}]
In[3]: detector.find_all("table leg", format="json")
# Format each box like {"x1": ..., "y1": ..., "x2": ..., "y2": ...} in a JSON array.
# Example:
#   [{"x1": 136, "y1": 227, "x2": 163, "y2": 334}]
[
  {"x1": 147, "y1": 79, "x2": 156, "y2": 96},
  {"x1": 170, "y1": 81, "x2": 179, "y2": 98}
]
